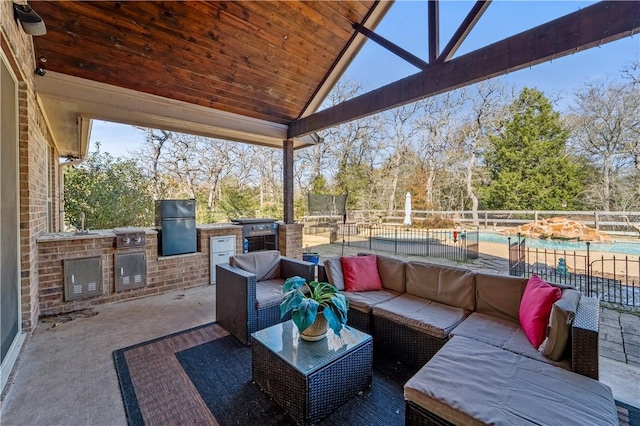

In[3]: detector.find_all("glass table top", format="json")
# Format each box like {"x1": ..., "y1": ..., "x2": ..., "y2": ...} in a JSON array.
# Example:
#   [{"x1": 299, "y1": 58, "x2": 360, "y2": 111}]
[{"x1": 251, "y1": 320, "x2": 372, "y2": 376}]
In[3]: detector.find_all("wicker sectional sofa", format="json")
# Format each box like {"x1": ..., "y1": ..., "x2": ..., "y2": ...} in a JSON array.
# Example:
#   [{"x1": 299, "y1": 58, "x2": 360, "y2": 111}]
[{"x1": 319, "y1": 254, "x2": 618, "y2": 425}]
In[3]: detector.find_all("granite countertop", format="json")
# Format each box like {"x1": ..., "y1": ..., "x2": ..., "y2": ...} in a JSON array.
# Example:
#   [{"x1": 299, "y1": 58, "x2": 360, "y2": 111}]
[
  {"x1": 196, "y1": 223, "x2": 242, "y2": 230},
  {"x1": 38, "y1": 223, "x2": 239, "y2": 242},
  {"x1": 37, "y1": 228, "x2": 157, "y2": 242},
  {"x1": 37, "y1": 230, "x2": 116, "y2": 241}
]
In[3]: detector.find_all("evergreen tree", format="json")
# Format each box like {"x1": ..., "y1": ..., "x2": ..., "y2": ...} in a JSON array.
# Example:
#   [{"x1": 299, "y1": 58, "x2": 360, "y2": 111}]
[
  {"x1": 481, "y1": 88, "x2": 584, "y2": 210},
  {"x1": 310, "y1": 175, "x2": 331, "y2": 195}
]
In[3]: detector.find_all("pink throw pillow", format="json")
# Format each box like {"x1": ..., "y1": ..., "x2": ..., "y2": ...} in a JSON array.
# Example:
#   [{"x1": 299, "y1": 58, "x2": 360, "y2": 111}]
[
  {"x1": 519, "y1": 275, "x2": 562, "y2": 348},
  {"x1": 340, "y1": 255, "x2": 383, "y2": 292}
]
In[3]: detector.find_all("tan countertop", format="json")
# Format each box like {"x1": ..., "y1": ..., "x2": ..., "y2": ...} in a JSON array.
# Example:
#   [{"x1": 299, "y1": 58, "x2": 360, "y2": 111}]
[
  {"x1": 37, "y1": 228, "x2": 157, "y2": 242},
  {"x1": 196, "y1": 223, "x2": 242, "y2": 230},
  {"x1": 38, "y1": 223, "x2": 240, "y2": 242}
]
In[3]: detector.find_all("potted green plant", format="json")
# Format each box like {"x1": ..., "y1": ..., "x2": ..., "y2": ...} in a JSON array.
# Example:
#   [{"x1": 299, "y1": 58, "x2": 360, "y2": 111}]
[{"x1": 280, "y1": 276, "x2": 349, "y2": 341}]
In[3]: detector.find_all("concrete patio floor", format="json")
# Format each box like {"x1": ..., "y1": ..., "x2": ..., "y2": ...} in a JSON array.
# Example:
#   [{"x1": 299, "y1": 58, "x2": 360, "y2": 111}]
[
  {"x1": 1, "y1": 286, "x2": 216, "y2": 426},
  {"x1": 1, "y1": 283, "x2": 638, "y2": 426}
]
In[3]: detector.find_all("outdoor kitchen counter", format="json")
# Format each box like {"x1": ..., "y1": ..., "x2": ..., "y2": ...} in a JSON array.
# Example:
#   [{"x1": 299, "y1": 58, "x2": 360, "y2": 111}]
[
  {"x1": 196, "y1": 224, "x2": 244, "y2": 257},
  {"x1": 37, "y1": 229, "x2": 157, "y2": 242},
  {"x1": 37, "y1": 224, "x2": 243, "y2": 243},
  {"x1": 34, "y1": 222, "x2": 300, "y2": 316},
  {"x1": 38, "y1": 224, "x2": 244, "y2": 241}
]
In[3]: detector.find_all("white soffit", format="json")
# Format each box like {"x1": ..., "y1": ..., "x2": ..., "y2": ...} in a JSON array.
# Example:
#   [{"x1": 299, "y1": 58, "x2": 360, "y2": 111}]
[{"x1": 35, "y1": 71, "x2": 317, "y2": 158}]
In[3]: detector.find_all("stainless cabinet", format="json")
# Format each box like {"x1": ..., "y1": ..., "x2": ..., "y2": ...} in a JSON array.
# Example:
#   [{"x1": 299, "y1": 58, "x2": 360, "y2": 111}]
[
  {"x1": 64, "y1": 256, "x2": 102, "y2": 301},
  {"x1": 210, "y1": 236, "x2": 235, "y2": 284},
  {"x1": 114, "y1": 251, "x2": 147, "y2": 292}
]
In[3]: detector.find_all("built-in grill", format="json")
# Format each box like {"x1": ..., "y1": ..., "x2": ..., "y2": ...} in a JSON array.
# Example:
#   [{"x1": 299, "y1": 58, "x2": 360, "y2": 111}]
[
  {"x1": 231, "y1": 218, "x2": 278, "y2": 253},
  {"x1": 112, "y1": 227, "x2": 147, "y2": 292},
  {"x1": 113, "y1": 227, "x2": 146, "y2": 249}
]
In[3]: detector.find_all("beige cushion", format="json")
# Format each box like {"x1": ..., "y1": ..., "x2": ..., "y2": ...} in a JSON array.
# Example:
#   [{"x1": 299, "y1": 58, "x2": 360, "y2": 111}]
[
  {"x1": 375, "y1": 254, "x2": 406, "y2": 293},
  {"x1": 342, "y1": 289, "x2": 401, "y2": 314},
  {"x1": 373, "y1": 294, "x2": 470, "y2": 339},
  {"x1": 452, "y1": 312, "x2": 570, "y2": 370},
  {"x1": 405, "y1": 262, "x2": 475, "y2": 311},
  {"x1": 539, "y1": 289, "x2": 581, "y2": 361},
  {"x1": 404, "y1": 336, "x2": 618, "y2": 426},
  {"x1": 231, "y1": 250, "x2": 280, "y2": 282},
  {"x1": 323, "y1": 257, "x2": 345, "y2": 291},
  {"x1": 451, "y1": 312, "x2": 520, "y2": 348},
  {"x1": 255, "y1": 278, "x2": 285, "y2": 308},
  {"x1": 475, "y1": 273, "x2": 528, "y2": 322}
]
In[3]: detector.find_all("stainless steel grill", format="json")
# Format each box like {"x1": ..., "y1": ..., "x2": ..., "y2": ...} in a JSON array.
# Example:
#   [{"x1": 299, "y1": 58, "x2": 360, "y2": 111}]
[
  {"x1": 113, "y1": 227, "x2": 146, "y2": 249},
  {"x1": 231, "y1": 218, "x2": 278, "y2": 252}
]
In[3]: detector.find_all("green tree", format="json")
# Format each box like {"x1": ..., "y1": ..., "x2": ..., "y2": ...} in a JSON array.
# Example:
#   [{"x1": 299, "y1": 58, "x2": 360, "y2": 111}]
[
  {"x1": 64, "y1": 144, "x2": 154, "y2": 230},
  {"x1": 217, "y1": 178, "x2": 260, "y2": 218},
  {"x1": 335, "y1": 162, "x2": 371, "y2": 210},
  {"x1": 481, "y1": 88, "x2": 584, "y2": 210},
  {"x1": 310, "y1": 174, "x2": 331, "y2": 195}
]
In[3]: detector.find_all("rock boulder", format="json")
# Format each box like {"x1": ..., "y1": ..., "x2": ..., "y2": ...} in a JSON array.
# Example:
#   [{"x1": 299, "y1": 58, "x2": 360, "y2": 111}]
[{"x1": 500, "y1": 217, "x2": 612, "y2": 242}]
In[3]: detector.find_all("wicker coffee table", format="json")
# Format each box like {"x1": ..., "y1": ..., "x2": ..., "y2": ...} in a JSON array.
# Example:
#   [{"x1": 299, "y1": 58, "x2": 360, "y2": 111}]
[{"x1": 251, "y1": 320, "x2": 373, "y2": 425}]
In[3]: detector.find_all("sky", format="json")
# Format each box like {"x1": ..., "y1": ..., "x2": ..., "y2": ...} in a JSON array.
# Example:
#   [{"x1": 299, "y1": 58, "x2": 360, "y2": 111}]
[{"x1": 90, "y1": 1, "x2": 640, "y2": 158}]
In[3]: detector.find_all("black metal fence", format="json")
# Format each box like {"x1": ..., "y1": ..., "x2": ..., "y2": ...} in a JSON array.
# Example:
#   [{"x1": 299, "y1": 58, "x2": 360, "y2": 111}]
[
  {"x1": 509, "y1": 235, "x2": 639, "y2": 309},
  {"x1": 331, "y1": 224, "x2": 479, "y2": 262},
  {"x1": 508, "y1": 236, "x2": 526, "y2": 277}
]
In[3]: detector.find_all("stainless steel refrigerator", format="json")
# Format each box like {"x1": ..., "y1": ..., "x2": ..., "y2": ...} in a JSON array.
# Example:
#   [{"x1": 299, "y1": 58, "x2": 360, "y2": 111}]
[{"x1": 155, "y1": 199, "x2": 196, "y2": 256}]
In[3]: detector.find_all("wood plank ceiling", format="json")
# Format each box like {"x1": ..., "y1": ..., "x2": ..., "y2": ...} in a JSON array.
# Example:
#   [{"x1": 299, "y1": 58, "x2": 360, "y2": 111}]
[
  {"x1": 32, "y1": 1, "x2": 378, "y2": 126},
  {"x1": 29, "y1": 1, "x2": 640, "y2": 153}
]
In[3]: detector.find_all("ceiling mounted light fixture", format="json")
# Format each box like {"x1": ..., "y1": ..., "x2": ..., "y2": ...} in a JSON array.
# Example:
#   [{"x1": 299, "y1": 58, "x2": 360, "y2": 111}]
[{"x1": 13, "y1": 3, "x2": 47, "y2": 36}]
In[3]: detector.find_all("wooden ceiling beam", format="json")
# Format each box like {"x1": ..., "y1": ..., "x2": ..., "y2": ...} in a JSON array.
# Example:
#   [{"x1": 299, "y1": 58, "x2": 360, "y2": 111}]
[
  {"x1": 289, "y1": 0, "x2": 640, "y2": 138},
  {"x1": 437, "y1": 0, "x2": 491, "y2": 63},
  {"x1": 428, "y1": 0, "x2": 439, "y2": 64},
  {"x1": 352, "y1": 23, "x2": 429, "y2": 71}
]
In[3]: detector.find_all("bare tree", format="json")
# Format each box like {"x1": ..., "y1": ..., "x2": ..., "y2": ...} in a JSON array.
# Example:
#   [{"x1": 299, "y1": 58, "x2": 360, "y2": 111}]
[
  {"x1": 295, "y1": 135, "x2": 333, "y2": 193},
  {"x1": 196, "y1": 138, "x2": 239, "y2": 214},
  {"x1": 381, "y1": 103, "x2": 420, "y2": 213},
  {"x1": 413, "y1": 92, "x2": 463, "y2": 208},
  {"x1": 163, "y1": 134, "x2": 202, "y2": 199},
  {"x1": 136, "y1": 128, "x2": 171, "y2": 199},
  {"x1": 456, "y1": 81, "x2": 512, "y2": 224},
  {"x1": 249, "y1": 145, "x2": 283, "y2": 217},
  {"x1": 316, "y1": 81, "x2": 383, "y2": 210},
  {"x1": 569, "y1": 78, "x2": 640, "y2": 210}
]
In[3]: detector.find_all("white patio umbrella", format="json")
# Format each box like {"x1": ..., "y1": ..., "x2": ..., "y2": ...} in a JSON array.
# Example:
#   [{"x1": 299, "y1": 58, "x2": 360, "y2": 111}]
[{"x1": 403, "y1": 192, "x2": 412, "y2": 226}]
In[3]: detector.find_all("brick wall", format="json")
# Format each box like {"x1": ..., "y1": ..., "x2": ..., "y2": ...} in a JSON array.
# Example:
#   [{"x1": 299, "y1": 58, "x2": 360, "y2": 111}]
[
  {"x1": 2, "y1": 3, "x2": 57, "y2": 332},
  {"x1": 3, "y1": 3, "x2": 69, "y2": 331},
  {"x1": 37, "y1": 227, "x2": 242, "y2": 316}
]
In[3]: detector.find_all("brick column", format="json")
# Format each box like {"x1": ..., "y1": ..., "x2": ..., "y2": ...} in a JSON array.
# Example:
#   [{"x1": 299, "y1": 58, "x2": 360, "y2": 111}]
[{"x1": 278, "y1": 222, "x2": 303, "y2": 260}]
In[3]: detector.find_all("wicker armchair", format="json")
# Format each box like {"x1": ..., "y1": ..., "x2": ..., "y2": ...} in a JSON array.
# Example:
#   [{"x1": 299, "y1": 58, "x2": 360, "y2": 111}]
[{"x1": 216, "y1": 250, "x2": 315, "y2": 345}]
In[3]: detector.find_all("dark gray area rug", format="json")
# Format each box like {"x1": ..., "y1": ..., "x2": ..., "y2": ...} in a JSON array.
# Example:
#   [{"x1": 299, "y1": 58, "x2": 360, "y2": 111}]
[{"x1": 113, "y1": 323, "x2": 639, "y2": 426}]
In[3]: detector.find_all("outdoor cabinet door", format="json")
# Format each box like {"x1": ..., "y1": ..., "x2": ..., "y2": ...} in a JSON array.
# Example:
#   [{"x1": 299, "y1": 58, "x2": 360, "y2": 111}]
[{"x1": 210, "y1": 236, "x2": 236, "y2": 284}]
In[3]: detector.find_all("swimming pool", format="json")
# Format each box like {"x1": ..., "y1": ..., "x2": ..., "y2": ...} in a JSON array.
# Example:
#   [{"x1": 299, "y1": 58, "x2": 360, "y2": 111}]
[{"x1": 478, "y1": 232, "x2": 640, "y2": 255}]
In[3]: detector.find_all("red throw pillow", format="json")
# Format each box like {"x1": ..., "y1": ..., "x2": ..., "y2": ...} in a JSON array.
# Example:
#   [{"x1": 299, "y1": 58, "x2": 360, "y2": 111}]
[
  {"x1": 340, "y1": 255, "x2": 383, "y2": 292},
  {"x1": 519, "y1": 275, "x2": 562, "y2": 348}
]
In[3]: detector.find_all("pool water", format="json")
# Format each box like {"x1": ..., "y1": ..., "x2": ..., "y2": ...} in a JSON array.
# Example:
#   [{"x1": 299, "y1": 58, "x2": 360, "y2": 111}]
[{"x1": 478, "y1": 232, "x2": 640, "y2": 255}]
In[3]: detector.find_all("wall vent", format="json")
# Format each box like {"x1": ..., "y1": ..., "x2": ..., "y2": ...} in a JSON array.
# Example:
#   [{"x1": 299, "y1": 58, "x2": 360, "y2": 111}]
[{"x1": 64, "y1": 256, "x2": 102, "y2": 301}]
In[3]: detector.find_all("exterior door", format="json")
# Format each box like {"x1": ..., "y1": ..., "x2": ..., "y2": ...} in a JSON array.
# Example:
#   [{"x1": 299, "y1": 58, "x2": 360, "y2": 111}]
[{"x1": 0, "y1": 53, "x2": 22, "y2": 391}]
